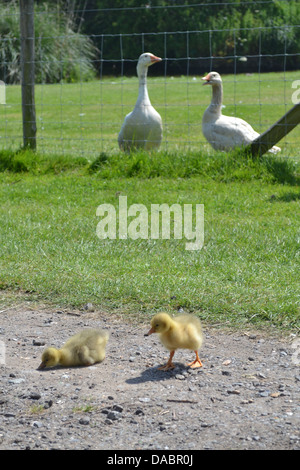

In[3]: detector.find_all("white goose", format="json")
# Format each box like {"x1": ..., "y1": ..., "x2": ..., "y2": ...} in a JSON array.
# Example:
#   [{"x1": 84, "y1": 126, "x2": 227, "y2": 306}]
[
  {"x1": 118, "y1": 53, "x2": 163, "y2": 152},
  {"x1": 202, "y1": 71, "x2": 281, "y2": 153}
]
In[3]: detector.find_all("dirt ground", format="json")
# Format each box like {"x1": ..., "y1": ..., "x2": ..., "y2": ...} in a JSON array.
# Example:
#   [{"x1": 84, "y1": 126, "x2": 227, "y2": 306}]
[{"x1": 0, "y1": 305, "x2": 299, "y2": 450}]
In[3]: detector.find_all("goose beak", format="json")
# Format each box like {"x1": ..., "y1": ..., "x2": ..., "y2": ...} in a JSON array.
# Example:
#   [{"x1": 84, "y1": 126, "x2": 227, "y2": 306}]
[
  {"x1": 144, "y1": 327, "x2": 155, "y2": 336},
  {"x1": 202, "y1": 74, "x2": 211, "y2": 85},
  {"x1": 37, "y1": 362, "x2": 46, "y2": 370},
  {"x1": 150, "y1": 55, "x2": 162, "y2": 64}
]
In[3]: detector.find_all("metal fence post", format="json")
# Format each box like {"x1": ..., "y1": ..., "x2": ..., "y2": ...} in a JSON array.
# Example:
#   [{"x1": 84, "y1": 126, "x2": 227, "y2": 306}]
[{"x1": 19, "y1": 0, "x2": 36, "y2": 150}]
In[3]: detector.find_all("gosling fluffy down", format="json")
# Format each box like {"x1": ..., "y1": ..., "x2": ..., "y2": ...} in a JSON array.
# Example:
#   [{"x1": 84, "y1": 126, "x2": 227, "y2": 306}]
[
  {"x1": 146, "y1": 312, "x2": 203, "y2": 371},
  {"x1": 38, "y1": 328, "x2": 109, "y2": 369}
]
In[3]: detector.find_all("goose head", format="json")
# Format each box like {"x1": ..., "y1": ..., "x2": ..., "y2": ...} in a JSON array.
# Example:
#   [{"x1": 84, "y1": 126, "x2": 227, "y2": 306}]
[
  {"x1": 146, "y1": 312, "x2": 172, "y2": 335},
  {"x1": 136, "y1": 52, "x2": 162, "y2": 76},
  {"x1": 202, "y1": 71, "x2": 222, "y2": 86},
  {"x1": 37, "y1": 347, "x2": 60, "y2": 369}
]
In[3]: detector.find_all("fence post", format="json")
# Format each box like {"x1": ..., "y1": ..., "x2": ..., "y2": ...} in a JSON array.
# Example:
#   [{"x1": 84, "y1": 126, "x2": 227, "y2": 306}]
[
  {"x1": 19, "y1": 0, "x2": 36, "y2": 150},
  {"x1": 250, "y1": 104, "x2": 300, "y2": 157}
]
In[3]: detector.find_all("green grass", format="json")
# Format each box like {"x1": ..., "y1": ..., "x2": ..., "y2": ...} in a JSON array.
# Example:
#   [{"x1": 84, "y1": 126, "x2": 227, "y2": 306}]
[
  {"x1": 1, "y1": 71, "x2": 300, "y2": 159},
  {"x1": 0, "y1": 71, "x2": 299, "y2": 331},
  {"x1": 0, "y1": 149, "x2": 299, "y2": 330}
]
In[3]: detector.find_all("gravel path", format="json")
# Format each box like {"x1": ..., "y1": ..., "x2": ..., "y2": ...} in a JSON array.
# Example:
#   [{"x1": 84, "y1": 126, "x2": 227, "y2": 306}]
[{"x1": 0, "y1": 306, "x2": 299, "y2": 450}]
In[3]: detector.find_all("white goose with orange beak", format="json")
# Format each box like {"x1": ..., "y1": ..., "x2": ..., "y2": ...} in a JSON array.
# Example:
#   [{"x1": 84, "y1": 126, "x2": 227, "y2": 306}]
[
  {"x1": 118, "y1": 53, "x2": 163, "y2": 151},
  {"x1": 202, "y1": 71, "x2": 280, "y2": 153}
]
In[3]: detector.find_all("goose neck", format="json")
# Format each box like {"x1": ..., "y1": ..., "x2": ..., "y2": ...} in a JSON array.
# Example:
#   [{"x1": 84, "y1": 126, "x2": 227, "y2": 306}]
[
  {"x1": 209, "y1": 82, "x2": 223, "y2": 115},
  {"x1": 137, "y1": 67, "x2": 150, "y2": 105}
]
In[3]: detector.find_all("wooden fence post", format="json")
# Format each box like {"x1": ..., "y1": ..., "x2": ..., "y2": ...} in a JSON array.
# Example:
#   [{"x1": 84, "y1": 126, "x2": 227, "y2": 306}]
[
  {"x1": 250, "y1": 104, "x2": 300, "y2": 157},
  {"x1": 19, "y1": 0, "x2": 36, "y2": 150}
]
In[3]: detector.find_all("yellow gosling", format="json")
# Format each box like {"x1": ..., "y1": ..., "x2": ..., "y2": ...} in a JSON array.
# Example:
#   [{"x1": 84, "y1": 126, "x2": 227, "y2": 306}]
[
  {"x1": 146, "y1": 312, "x2": 203, "y2": 371},
  {"x1": 37, "y1": 328, "x2": 109, "y2": 369}
]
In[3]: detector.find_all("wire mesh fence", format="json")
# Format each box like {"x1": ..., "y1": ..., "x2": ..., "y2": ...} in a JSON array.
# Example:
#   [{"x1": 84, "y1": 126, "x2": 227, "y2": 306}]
[{"x1": 0, "y1": 1, "x2": 299, "y2": 159}]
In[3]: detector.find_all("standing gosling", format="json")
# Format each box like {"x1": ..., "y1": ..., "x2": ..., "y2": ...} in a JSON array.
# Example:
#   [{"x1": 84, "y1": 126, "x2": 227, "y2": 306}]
[{"x1": 146, "y1": 312, "x2": 203, "y2": 371}]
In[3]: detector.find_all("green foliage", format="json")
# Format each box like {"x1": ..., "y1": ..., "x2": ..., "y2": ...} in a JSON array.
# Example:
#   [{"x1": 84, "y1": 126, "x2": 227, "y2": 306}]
[
  {"x1": 0, "y1": 1, "x2": 299, "y2": 82},
  {"x1": 0, "y1": 0, "x2": 97, "y2": 84},
  {"x1": 78, "y1": 0, "x2": 300, "y2": 74},
  {"x1": 87, "y1": 148, "x2": 299, "y2": 186},
  {"x1": 0, "y1": 147, "x2": 298, "y2": 188},
  {"x1": 0, "y1": 149, "x2": 89, "y2": 174}
]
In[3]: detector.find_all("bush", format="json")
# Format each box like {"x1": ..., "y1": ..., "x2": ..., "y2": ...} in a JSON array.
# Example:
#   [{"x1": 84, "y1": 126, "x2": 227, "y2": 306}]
[{"x1": 0, "y1": 0, "x2": 98, "y2": 84}]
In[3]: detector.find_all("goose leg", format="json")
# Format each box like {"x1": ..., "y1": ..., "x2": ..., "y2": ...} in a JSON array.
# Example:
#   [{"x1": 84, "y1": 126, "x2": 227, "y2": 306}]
[
  {"x1": 158, "y1": 350, "x2": 175, "y2": 371},
  {"x1": 187, "y1": 351, "x2": 203, "y2": 368}
]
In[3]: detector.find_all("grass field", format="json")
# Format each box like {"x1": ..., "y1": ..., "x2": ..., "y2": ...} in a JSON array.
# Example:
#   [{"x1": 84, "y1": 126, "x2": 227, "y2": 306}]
[
  {"x1": 0, "y1": 71, "x2": 300, "y2": 158},
  {"x1": 0, "y1": 71, "x2": 299, "y2": 331}
]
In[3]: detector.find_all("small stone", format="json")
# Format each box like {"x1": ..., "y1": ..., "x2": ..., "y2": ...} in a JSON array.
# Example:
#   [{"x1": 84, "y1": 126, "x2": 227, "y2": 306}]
[
  {"x1": 135, "y1": 408, "x2": 144, "y2": 416},
  {"x1": 258, "y1": 391, "x2": 270, "y2": 397},
  {"x1": 8, "y1": 378, "x2": 25, "y2": 385},
  {"x1": 29, "y1": 391, "x2": 41, "y2": 400},
  {"x1": 222, "y1": 360, "x2": 231, "y2": 366},
  {"x1": 227, "y1": 389, "x2": 240, "y2": 395},
  {"x1": 43, "y1": 400, "x2": 53, "y2": 409},
  {"x1": 33, "y1": 339, "x2": 45, "y2": 346},
  {"x1": 112, "y1": 404, "x2": 123, "y2": 413},
  {"x1": 84, "y1": 303, "x2": 94, "y2": 312},
  {"x1": 107, "y1": 411, "x2": 121, "y2": 421},
  {"x1": 222, "y1": 370, "x2": 231, "y2": 376},
  {"x1": 175, "y1": 374, "x2": 186, "y2": 380},
  {"x1": 32, "y1": 421, "x2": 43, "y2": 428},
  {"x1": 79, "y1": 417, "x2": 90, "y2": 425},
  {"x1": 257, "y1": 373, "x2": 266, "y2": 379}
]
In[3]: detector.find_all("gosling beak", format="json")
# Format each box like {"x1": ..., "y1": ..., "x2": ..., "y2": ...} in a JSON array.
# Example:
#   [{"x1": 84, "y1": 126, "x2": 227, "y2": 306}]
[
  {"x1": 144, "y1": 327, "x2": 155, "y2": 336},
  {"x1": 37, "y1": 362, "x2": 46, "y2": 370},
  {"x1": 150, "y1": 55, "x2": 162, "y2": 64},
  {"x1": 202, "y1": 74, "x2": 211, "y2": 85}
]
